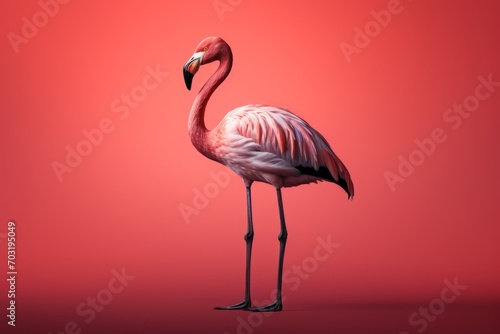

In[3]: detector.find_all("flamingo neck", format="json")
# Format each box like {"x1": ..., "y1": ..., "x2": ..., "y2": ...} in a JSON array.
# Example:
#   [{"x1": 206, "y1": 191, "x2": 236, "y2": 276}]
[{"x1": 188, "y1": 49, "x2": 232, "y2": 158}]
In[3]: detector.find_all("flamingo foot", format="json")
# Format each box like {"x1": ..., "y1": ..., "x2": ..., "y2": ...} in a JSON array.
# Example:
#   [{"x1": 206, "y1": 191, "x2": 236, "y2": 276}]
[
  {"x1": 248, "y1": 300, "x2": 282, "y2": 312},
  {"x1": 214, "y1": 300, "x2": 251, "y2": 310}
]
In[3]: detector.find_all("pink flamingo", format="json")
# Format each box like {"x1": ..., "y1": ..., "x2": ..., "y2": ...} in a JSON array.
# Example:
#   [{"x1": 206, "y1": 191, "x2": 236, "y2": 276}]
[{"x1": 183, "y1": 36, "x2": 354, "y2": 312}]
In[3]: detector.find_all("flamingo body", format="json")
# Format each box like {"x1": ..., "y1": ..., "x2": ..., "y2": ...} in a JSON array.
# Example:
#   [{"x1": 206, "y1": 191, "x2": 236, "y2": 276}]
[
  {"x1": 183, "y1": 36, "x2": 354, "y2": 312},
  {"x1": 208, "y1": 104, "x2": 353, "y2": 193}
]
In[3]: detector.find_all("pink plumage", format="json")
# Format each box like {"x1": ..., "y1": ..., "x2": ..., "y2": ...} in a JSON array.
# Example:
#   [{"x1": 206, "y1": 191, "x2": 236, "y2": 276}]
[
  {"x1": 183, "y1": 36, "x2": 354, "y2": 312},
  {"x1": 210, "y1": 104, "x2": 354, "y2": 193}
]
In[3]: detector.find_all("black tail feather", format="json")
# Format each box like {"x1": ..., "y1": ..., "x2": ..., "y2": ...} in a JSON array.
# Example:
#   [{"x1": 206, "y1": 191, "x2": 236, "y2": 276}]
[{"x1": 295, "y1": 165, "x2": 351, "y2": 198}]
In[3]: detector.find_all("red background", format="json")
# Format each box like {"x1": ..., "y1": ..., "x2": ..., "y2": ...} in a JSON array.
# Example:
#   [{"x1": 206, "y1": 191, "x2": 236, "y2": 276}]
[{"x1": 1, "y1": 0, "x2": 499, "y2": 333}]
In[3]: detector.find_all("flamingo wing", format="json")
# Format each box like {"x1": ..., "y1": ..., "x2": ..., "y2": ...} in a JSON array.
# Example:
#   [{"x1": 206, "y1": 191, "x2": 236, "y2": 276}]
[{"x1": 214, "y1": 105, "x2": 354, "y2": 198}]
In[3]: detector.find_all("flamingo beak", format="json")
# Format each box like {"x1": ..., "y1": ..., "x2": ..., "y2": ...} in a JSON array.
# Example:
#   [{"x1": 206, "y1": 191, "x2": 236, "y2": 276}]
[{"x1": 183, "y1": 51, "x2": 205, "y2": 90}]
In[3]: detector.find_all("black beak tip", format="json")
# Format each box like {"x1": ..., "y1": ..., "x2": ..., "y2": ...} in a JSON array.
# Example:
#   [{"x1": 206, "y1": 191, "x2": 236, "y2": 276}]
[{"x1": 183, "y1": 68, "x2": 193, "y2": 91}]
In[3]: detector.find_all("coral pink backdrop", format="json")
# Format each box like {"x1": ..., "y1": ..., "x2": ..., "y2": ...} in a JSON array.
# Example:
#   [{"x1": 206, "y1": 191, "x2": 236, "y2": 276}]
[{"x1": 1, "y1": 1, "x2": 499, "y2": 333}]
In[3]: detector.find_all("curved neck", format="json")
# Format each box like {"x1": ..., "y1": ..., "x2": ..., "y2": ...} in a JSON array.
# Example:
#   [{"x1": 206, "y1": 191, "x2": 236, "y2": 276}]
[{"x1": 188, "y1": 48, "x2": 232, "y2": 140}]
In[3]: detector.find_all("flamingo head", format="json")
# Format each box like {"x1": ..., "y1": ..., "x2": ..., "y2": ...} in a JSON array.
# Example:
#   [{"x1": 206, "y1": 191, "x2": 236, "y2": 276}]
[{"x1": 183, "y1": 36, "x2": 230, "y2": 90}]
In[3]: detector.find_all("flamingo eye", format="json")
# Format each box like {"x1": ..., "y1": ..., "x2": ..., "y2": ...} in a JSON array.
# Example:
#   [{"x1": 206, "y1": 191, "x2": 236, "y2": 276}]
[{"x1": 203, "y1": 46, "x2": 208, "y2": 51}]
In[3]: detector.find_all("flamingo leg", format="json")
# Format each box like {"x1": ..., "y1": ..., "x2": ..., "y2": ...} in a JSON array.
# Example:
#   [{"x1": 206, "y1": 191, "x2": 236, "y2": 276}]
[
  {"x1": 214, "y1": 186, "x2": 254, "y2": 310},
  {"x1": 249, "y1": 188, "x2": 287, "y2": 312}
]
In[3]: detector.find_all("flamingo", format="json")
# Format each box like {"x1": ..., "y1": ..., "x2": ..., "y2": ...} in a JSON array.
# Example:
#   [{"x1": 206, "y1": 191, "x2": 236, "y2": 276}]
[{"x1": 183, "y1": 36, "x2": 354, "y2": 312}]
